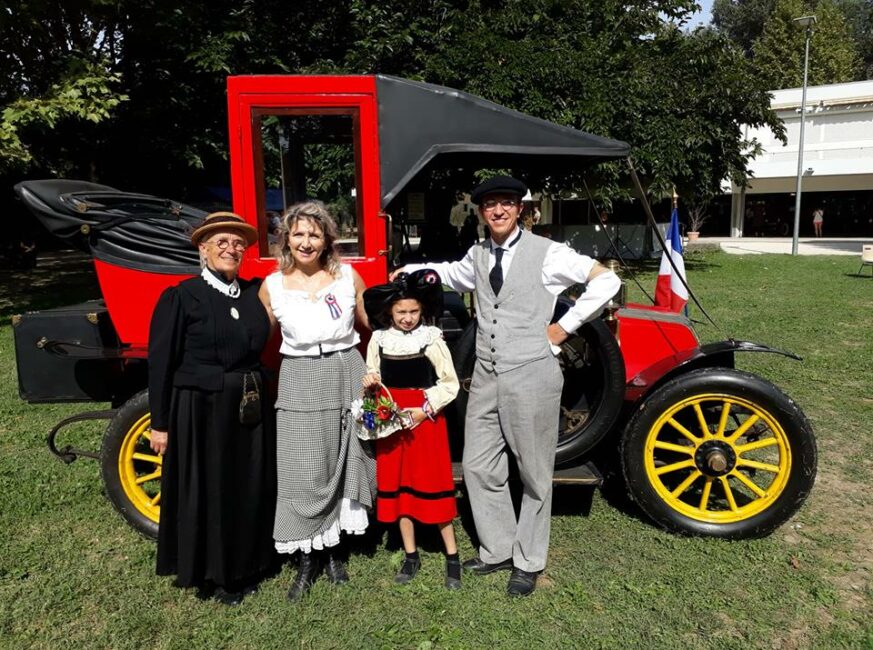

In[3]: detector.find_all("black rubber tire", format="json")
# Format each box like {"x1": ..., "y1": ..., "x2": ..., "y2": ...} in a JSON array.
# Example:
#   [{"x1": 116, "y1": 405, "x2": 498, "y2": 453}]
[
  {"x1": 555, "y1": 318, "x2": 626, "y2": 465},
  {"x1": 100, "y1": 390, "x2": 159, "y2": 539},
  {"x1": 621, "y1": 368, "x2": 817, "y2": 539},
  {"x1": 444, "y1": 320, "x2": 477, "y2": 455}
]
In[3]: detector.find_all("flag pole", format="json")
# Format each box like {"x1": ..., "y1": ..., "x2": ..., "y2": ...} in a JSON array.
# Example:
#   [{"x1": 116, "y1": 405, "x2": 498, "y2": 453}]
[
  {"x1": 672, "y1": 189, "x2": 689, "y2": 317},
  {"x1": 626, "y1": 157, "x2": 722, "y2": 333}
]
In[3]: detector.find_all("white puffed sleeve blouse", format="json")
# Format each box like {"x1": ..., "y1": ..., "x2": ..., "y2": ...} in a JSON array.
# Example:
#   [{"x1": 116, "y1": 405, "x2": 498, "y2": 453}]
[{"x1": 265, "y1": 263, "x2": 360, "y2": 356}]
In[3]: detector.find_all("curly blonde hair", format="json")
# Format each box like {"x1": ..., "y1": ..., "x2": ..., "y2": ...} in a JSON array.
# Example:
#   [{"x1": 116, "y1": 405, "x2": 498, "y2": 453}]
[{"x1": 276, "y1": 201, "x2": 342, "y2": 276}]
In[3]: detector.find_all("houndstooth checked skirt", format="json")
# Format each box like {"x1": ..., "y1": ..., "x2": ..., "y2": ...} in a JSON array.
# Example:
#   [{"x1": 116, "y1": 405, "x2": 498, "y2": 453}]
[{"x1": 273, "y1": 348, "x2": 376, "y2": 545}]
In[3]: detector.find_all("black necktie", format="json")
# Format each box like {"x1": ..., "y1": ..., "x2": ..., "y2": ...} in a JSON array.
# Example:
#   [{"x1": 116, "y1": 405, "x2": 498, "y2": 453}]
[
  {"x1": 489, "y1": 230, "x2": 522, "y2": 296},
  {"x1": 490, "y1": 247, "x2": 505, "y2": 295}
]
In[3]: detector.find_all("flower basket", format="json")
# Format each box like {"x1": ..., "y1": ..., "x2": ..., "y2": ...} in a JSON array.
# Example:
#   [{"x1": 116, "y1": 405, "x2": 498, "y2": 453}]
[{"x1": 351, "y1": 382, "x2": 411, "y2": 441}]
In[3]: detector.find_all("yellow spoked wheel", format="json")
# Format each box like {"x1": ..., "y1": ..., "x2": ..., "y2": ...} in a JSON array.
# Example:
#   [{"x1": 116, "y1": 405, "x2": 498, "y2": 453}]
[
  {"x1": 622, "y1": 369, "x2": 816, "y2": 539},
  {"x1": 101, "y1": 391, "x2": 160, "y2": 538},
  {"x1": 118, "y1": 413, "x2": 161, "y2": 524},
  {"x1": 644, "y1": 394, "x2": 790, "y2": 524}
]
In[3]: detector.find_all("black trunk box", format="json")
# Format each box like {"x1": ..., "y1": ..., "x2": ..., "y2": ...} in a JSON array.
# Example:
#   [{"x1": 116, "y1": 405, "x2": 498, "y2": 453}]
[{"x1": 12, "y1": 300, "x2": 128, "y2": 402}]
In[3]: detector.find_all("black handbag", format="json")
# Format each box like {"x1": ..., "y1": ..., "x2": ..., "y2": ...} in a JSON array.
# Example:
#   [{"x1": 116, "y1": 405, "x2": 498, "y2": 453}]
[{"x1": 239, "y1": 371, "x2": 262, "y2": 426}]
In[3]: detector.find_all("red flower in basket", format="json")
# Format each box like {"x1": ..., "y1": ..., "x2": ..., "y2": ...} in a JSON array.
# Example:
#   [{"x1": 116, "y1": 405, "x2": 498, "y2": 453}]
[{"x1": 376, "y1": 404, "x2": 393, "y2": 421}]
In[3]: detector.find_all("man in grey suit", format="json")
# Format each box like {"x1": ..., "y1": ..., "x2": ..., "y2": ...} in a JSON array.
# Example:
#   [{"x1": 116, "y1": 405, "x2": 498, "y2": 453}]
[{"x1": 396, "y1": 175, "x2": 620, "y2": 596}]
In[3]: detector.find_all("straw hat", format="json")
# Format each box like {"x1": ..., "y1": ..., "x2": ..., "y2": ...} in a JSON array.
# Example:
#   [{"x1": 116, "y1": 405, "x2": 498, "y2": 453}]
[{"x1": 190, "y1": 211, "x2": 258, "y2": 246}]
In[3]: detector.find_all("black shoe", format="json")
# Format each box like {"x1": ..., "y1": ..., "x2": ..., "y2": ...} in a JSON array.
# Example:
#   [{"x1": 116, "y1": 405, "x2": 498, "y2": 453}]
[
  {"x1": 287, "y1": 552, "x2": 321, "y2": 601},
  {"x1": 194, "y1": 585, "x2": 215, "y2": 601},
  {"x1": 324, "y1": 553, "x2": 349, "y2": 585},
  {"x1": 394, "y1": 556, "x2": 421, "y2": 585},
  {"x1": 213, "y1": 587, "x2": 244, "y2": 606},
  {"x1": 506, "y1": 568, "x2": 539, "y2": 597},
  {"x1": 462, "y1": 557, "x2": 514, "y2": 575},
  {"x1": 445, "y1": 559, "x2": 462, "y2": 591}
]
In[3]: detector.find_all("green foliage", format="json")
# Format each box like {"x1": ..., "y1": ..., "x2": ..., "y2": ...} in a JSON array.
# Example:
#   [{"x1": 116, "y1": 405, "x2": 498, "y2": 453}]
[
  {"x1": 0, "y1": 61, "x2": 126, "y2": 173},
  {"x1": 834, "y1": 0, "x2": 873, "y2": 78},
  {"x1": 0, "y1": 0, "x2": 128, "y2": 175},
  {"x1": 0, "y1": 0, "x2": 783, "y2": 201},
  {"x1": 336, "y1": 0, "x2": 780, "y2": 197},
  {"x1": 810, "y1": 0, "x2": 864, "y2": 82},
  {"x1": 753, "y1": 0, "x2": 861, "y2": 88},
  {"x1": 712, "y1": 0, "x2": 778, "y2": 54},
  {"x1": 715, "y1": 0, "x2": 864, "y2": 88}
]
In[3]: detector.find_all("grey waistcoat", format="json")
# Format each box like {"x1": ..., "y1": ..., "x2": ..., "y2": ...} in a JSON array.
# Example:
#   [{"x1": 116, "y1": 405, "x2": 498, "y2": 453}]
[{"x1": 474, "y1": 231, "x2": 555, "y2": 373}]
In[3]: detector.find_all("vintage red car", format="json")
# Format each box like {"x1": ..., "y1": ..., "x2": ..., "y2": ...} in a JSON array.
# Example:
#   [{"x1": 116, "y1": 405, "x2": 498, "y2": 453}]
[{"x1": 13, "y1": 75, "x2": 816, "y2": 541}]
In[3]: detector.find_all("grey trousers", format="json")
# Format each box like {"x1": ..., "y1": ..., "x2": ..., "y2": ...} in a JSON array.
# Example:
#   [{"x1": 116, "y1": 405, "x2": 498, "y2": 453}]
[{"x1": 462, "y1": 355, "x2": 563, "y2": 572}]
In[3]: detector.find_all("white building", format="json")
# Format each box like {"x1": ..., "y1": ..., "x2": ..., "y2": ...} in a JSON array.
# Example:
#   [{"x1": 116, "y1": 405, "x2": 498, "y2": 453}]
[{"x1": 729, "y1": 79, "x2": 873, "y2": 237}]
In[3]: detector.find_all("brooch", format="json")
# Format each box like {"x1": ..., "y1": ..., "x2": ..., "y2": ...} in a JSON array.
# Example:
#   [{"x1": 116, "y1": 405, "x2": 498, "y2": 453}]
[{"x1": 325, "y1": 293, "x2": 342, "y2": 320}]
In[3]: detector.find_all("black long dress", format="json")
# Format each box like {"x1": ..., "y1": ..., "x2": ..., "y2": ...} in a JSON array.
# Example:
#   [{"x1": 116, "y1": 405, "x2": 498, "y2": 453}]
[{"x1": 148, "y1": 273, "x2": 276, "y2": 590}]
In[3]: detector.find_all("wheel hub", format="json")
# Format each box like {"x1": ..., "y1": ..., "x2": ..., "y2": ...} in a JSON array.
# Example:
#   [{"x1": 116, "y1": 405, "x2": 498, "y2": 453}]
[
  {"x1": 560, "y1": 407, "x2": 589, "y2": 434},
  {"x1": 694, "y1": 440, "x2": 737, "y2": 477}
]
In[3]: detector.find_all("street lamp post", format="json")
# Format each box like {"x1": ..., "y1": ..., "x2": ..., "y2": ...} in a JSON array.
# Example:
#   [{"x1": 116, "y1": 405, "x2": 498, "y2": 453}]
[{"x1": 791, "y1": 15, "x2": 817, "y2": 256}]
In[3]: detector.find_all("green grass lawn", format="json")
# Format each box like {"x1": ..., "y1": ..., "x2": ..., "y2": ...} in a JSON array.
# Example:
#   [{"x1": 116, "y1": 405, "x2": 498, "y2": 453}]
[{"x1": 0, "y1": 250, "x2": 871, "y2": 649}]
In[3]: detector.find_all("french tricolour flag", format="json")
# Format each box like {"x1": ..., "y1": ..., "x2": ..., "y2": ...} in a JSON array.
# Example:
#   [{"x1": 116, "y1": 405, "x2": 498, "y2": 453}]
[{"x1": 654, "y1": 207, "x2": 688, "y2": 312}]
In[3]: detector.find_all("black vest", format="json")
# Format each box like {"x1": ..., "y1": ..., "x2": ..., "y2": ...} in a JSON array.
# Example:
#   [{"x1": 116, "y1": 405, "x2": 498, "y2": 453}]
[{"x1": 379, "y1": 347, "x2": 437, "y2": 389}]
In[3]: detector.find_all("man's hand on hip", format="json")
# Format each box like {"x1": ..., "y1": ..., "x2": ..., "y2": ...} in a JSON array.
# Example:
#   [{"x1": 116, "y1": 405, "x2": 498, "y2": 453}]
[{"x1": 546, "y1": 322, "x2": 569, "y2": 347}]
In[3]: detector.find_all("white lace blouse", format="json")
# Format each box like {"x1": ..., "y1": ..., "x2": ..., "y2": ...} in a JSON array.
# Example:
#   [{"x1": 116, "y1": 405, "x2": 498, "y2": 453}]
[{"x1": 265, "y1": 264, "x2": 360, "y2": 356}]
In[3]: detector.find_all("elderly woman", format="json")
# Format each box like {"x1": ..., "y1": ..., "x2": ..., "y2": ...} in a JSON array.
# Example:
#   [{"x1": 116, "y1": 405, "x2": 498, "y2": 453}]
[
  {"x1": 148, "y1": 212, "x2": 276, "y2": 606},
  {"x1": 258, "y1": 201, "x2": 375, "y2": 601}
]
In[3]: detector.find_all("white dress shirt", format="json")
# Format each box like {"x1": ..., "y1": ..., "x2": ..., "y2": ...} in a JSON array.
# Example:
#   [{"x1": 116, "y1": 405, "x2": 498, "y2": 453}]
[{"x1": 405, "y1": 227, "x2": 620, "y2": 335}]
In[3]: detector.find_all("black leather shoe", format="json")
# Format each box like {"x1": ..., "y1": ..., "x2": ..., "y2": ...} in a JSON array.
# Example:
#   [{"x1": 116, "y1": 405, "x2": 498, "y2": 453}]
[
  {"x1": 445, "y1": 559, "x2": 462, "y2": 590},
  {"x1": 506, "y1": 568, "x2": 539, "y2": 597},
  {"x1": 394, "y1": 556, "x2": 421, "y2": 585},
  {"x1": 324, "y1": 553, "x2": 349, "y2": 585},
  {"x1": 462, "y1": 557, "x2": 514, "y2": 575},
  {"x1": 213, "y1": 587, "x2": 244, "y2": 606},
  {"x1": 287, "y1": 552, "x2": 321, "y2": 601}
]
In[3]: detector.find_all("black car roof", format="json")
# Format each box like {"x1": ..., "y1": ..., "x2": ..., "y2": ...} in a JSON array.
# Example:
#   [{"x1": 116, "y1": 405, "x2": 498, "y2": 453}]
[{"x1": 375, "y1": 75, "x2": 631, "y2": 208}]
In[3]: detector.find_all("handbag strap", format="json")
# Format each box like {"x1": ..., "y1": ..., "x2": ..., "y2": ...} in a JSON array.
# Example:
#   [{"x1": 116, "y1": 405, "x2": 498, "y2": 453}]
[{"x1": 243, "y1": 370, "x2": 260, "y2": 394}]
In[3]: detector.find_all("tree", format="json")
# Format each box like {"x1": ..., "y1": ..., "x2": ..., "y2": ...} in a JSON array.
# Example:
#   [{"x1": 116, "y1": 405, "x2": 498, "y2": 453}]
[
  {"x1": 334, "y1": 0, "x2": 781, "y2": 198},
  {"x1": 753, "y1": 0, "x2": 860, "y2": 89},
  {"x1": 712, "y1": 0, "x2": 778, "y2": 55},
  {"x1": 1, "y1": 0, "x2": 783, "y2": 206},
  {"x1": 833, "y1": 0, "x2": 873, "y2": 78},
  {"x1": 0, "y1": 1, "x2": 127, "y2": 175},
  {"x1": 713, "y1": 0, "x2": 869, "y2": 81}
]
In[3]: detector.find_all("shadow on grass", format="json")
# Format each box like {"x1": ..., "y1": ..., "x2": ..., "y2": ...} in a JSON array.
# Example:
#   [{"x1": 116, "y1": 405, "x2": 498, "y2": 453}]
[
  {"x1": 619, "y1": 254, "x2": 722, "y2": 274},
  {"x1": 0, "y1": 251, "x2": 100, "y2": 319},
  {"x1": 585, "y1": 444, "x2": 652, "y2": 527}
]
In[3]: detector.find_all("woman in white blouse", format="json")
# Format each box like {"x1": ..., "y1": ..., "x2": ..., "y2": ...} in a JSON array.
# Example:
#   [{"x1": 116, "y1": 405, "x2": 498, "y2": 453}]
[{"x1": 258, "y1": 201, "x2": 374, "y2": 601}]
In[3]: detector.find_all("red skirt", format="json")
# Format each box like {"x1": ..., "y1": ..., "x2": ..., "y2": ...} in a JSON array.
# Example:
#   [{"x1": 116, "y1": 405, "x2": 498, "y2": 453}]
[{"x1": 376, "y1": 387, "x2": 457, "y2": 524}]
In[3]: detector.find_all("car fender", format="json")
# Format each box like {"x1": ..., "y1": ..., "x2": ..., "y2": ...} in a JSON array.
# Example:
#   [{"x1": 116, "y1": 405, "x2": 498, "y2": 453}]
[{"x1": 625, "y1": 340, "x2": 801, "y2": 403}]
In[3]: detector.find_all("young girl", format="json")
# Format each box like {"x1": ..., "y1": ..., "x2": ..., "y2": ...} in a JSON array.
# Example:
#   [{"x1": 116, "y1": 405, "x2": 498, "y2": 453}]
[{"x1": 362, "y1": 270, "x2": 462, "y2": 589}]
